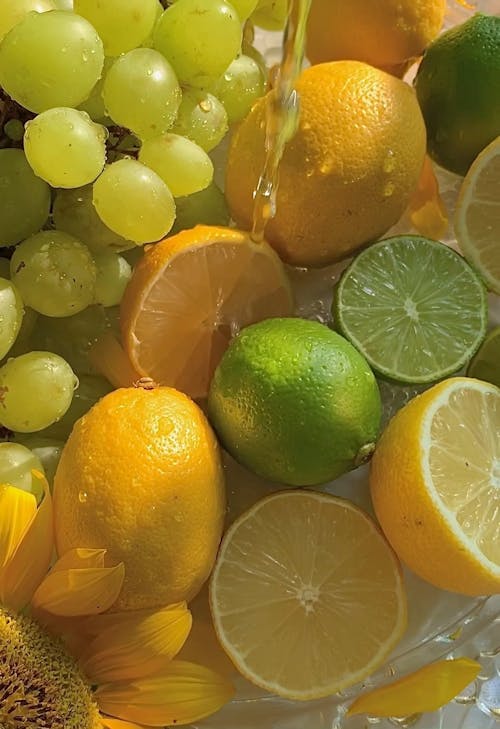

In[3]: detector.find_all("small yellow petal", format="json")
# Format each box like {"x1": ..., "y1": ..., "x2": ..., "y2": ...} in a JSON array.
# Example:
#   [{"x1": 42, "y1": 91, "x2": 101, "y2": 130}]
[
  {"x1": 100, "y1": 716, "x2": 150, "y2": 729},
  {"x1": 82, "y1": 603, "x2": 192, "y2": 683},
  {"x1": 347, "y1": 658, "x2": 481, "y2": 717},
  {"x1": 51, "y1": 547, "x2": 107, "y2": 572},
  {"x1": 0, "y1": 478, "x2": 54, "y2": 611},
  {"x1": 96, "y1": 659, "x2": 235, "y2": 726},
  {"x1": 0, "y1": 484, "x2": 37, "y2": 572},
  {"x1": 32, "y1": 561, "x2": 125, "y2": 616}
]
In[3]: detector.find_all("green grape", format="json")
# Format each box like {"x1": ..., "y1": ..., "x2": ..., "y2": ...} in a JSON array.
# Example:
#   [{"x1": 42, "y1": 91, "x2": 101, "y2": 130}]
[
  {"x1": 153, "y1": 0, "x2": 242, "y2": 88},
  {"x1": 43, "y1": 373, "x2": 112, "y2": 440},
  {"x1": 0, "y1": 149, "x2": 51, "y2": 247},
  {"x1": 78, "y1": 57, "x2": 115, "y2": 123},
  {"x1": 102, "y1": 48, "x2": 181, "y2": 141},
  {"x1": 0, "y1": 442, "x2": 45, "y2": 501},
  {"x1": 93, "y1": 250, "x2": 132, "y2": 307},
  {"x1": 11, "y1": 231, "x2": 97, "y2": 318},
  {"x1": 0, "y1": 351, "x2": 78, "y2": 433},
  {"x1": 171, "y1": 183, "x2": 229, "y2": 234},
  {"x1": 225, "y1": 0, "x2": 258, "y2": 20},
  {"x1": 0, "y1": 0, "x2": 55, "y2": 41},
  {"x1": 242, "y1": 40, "x2": 268, "y2": 78},
  {"x1": 0, "y1": 10, "x2": 104, "y2": 113},
  {"x1": 212, "y1": 54, "x2": 266, "y2": 123},
  {"x1": 15, "y1": 435, "x2": 64, "y2": 485},
  {"x1": 0, "y1": 260, "x2": 10, "y2": 279},
  {"x1": 171, "y1": 89, "x2": 228, "y2": 152},
  {"x1": 4, "y1": 119, "x2": 25, "y2": 142},
  {"x1": 0, "y1": 278, "x2": 24, "y2": 360},
  {"x1": 53, "y1": 186, "x2": 136, "y2": 254},
  {"x1": 251, "y1": 0, "x2": 288, "y2": 29},
  {"x1": 74, "y1": 0, "x2": 158, "y2": 56},
  {"x1": 93, "y1": 159, "x2": 176, "y2": 244},
  {"x1": 53, "y1": 0, "x2": 73, "y2": 8},
  {"x1": 24, "y1": 108, "x2": 107, "y2": 189},
  {"x1": 7, "y1": 307, "x2": 38, "y2": 359},
  {"x1": 139, "y1": 134, "x2": 213, "y2": 198},
  {"x1": 142, "y1": 1, "x2": 164, "y2": 48},
  {"x1": 33, "y1": 305, "x2": 108, "y2": 375}
]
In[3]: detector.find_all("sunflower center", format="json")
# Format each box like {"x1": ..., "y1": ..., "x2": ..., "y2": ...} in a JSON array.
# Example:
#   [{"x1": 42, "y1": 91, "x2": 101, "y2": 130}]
[{"x1": 0, "y1": 607, "x2": 101, "y2": 729}]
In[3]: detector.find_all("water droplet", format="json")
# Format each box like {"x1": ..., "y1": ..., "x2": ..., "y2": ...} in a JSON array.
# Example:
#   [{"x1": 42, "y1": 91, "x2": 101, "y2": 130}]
[
  {"x1": 383, "y1": 182, "x2": 395, "y2": 198},
  {"x1": 383, "y1": 150, "x2": 396, "y2": 173},
  {"x1": 78, "y1": 491, "x2": 88, "y2": 503}
]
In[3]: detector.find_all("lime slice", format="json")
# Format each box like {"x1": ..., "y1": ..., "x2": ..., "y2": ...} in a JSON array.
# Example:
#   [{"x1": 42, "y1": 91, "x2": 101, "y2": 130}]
[
  {"x1": 333, "y1": 236, "x2": 488, "y2": 384},
  {"x1": 467, "y1": 326, "x2": 500, "y2": 387}
]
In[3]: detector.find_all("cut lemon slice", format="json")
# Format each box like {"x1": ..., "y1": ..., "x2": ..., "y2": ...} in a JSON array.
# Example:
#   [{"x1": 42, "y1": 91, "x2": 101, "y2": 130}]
[
  {"x1": 209, "y1": 491, "x2": 407, "y2": 700},
  {"x1": 371, "y1": 377, "x2": 500, "y2": 595},
  {"x1": 455, "y1": 135, "x2": 500, "y2": 294},
  {"x1": 120, "y1": 225, "x2": 293, "y2": 399}
]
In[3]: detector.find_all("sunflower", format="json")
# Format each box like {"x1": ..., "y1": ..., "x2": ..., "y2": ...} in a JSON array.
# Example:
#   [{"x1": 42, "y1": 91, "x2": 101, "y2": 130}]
[{"x1": 0, "y1": 473, "x2": 234, "y2": 729}]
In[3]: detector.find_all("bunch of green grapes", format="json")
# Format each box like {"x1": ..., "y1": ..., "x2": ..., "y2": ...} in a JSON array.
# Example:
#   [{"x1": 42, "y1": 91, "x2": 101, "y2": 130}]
[{"x1": 0, "y1": 0, "x2": 270, "y2": 469}]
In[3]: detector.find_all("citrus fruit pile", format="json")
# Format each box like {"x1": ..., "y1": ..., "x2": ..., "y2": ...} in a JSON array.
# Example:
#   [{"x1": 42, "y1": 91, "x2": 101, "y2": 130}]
[{"x1": 0, "y1": 0, "x2": 498, "y2": 722}]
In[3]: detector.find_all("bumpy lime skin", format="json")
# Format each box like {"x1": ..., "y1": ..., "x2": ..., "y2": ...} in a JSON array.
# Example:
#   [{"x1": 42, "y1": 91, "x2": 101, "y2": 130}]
[
  {"x1": 208, "y1": 318, "x2": 382, "y2": 486},
  {"x1": 415, "y1": 13, "x2": 500, "y2": 175}
]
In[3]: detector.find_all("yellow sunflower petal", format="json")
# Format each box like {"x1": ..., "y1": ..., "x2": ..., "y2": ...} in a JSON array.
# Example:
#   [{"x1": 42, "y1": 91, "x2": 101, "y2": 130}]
[
  {"x1": 101, "y1": 716, "x2": 150, "y2": 729},
  {"x1": 408, "y1": 155, "x2": 448, "y2": 239},
  {"x1": 0, "y1": 477, "x2": 54, "y2": 611},
  {"x1": 81, "y1": 603, "x2": 192, "y2": 684},
  {"x1": 51, "y1": 548, "x2": 107, "y2": 571},
  {"x1": 0, "y1": 484, "x2": 37, "y2": 571},
  {"x1": 32, "y1": 561, "x2": 125, "y2": 616},
  {"x1": 347, "y1": 658, "x2": 481, "y2": 717},
  {"x1": 96, "y1": 659, "x2": 235, "y2": 726}
]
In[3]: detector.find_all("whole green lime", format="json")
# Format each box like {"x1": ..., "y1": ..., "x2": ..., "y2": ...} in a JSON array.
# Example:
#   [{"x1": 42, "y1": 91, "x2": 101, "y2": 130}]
[
  {"x1": 414, "y1": 13, "x2": 500, "y2": 175},
  {"x1": 207, "y1": 318, "x2": 382, "y2": 486}
]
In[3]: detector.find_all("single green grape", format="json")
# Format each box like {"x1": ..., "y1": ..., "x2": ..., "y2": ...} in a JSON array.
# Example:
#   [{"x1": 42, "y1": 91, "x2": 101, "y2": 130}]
[
  {"x1": 0, "y1": 278, "x2": 24, "y2": 361},
  {"x1": 0, "y1": 351, "x2": 78, "y2": 433},
  {"x1": 154, "y1": 0, "x2": 242, "y2": 88},
  {"x1": 251, "y1": 0, "x2": 288, "y2": 29},
  {"x1": 11, "y1": 231, "x2": 97, "y2": 318},
  {"x1": 171, "y1": 183, "x2": 230, "y2": 234},
  {"x1": 53, "y1": 186, "x2": 136, "y2": 253},
  {"x1": 0, "y1": 260, "x2": 10, "y2": 279},
  {"x1": 212, "y1": 54, "x2": 266, "y2": 123},
  {"x1": 171, "y1": 89, "x2": 228, "y2": 152},
  {"x1": 14, "y1": 435, "x2": 64, "y2": 486},
  {"x1": 42, "y1": 373, "x2": 112, "y2": 440},
  {"x1": 0, "y1": 0, "x2": 55, "y2": 41},
  {"x1": 7, "y1": 307, "x2": 39, "y2": 359},
  {"x1": 139, "y1": 134, "x2": 213, "y2": 198},
  {"x1": 78, "y1": 56, "x2": 115, "y2": 123},
  {"x1": 225, "y1": 0, "x2": 258, "y2": 20},
  {"x1": 0, "y1": 442, "x2": 45, "y2": 502},
  {"x1": 33, "y1": 305, "x2": 108, "y2": 375},
  {"x1": 74, "y1": 0, "x2": 158, "y2": 56},
  {"x1": 24, "y1": 108, "x2": 107, "y2": 189},
  {"x1": 0, "y1": 10, "x2": 104, "y2": 113},
  {"x1": 0, "y1": 149, "x2": 51, "y2": 248},
  {"x1": 93, "y1": 250, "x2": 132, "y2": 307},
  {"x1": 3, "y1": 119, "x2": 25, "y2": 142},
  {"x1": 93, "y1": 159, "x2": 176, "y2": 244},
  {"x1": 103, "y1": 48, "x2": 181, "y2": 141}
]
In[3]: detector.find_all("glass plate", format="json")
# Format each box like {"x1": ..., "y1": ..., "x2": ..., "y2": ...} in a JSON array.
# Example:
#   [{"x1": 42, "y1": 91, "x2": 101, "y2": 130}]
[{"x1": 194, "y1": 2, "x2": 500, "y2": 726}]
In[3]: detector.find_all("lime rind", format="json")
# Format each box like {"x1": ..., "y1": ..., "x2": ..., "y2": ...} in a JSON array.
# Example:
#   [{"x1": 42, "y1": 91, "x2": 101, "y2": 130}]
[{"x1": 333, "y1": 236, "x2": 488, "y2": 384}]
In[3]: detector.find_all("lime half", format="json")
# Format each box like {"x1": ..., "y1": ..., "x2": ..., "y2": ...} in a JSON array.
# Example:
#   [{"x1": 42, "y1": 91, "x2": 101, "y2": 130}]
[
  {"x1": 333, "y1": 236, "x2": 488, "y2": 384},
  {"x1": 467, "y1": 326, "x2": 500, "y2": 387}
]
